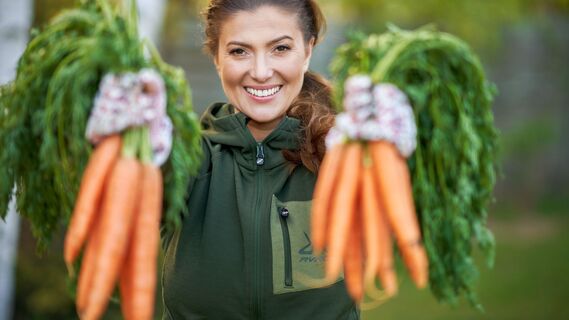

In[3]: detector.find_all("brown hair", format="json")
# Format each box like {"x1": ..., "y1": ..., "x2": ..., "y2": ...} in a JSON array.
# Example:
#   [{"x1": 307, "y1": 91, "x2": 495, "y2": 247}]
[{"x1": 202, "y1": 0, "x2": 335, "y2": 173}]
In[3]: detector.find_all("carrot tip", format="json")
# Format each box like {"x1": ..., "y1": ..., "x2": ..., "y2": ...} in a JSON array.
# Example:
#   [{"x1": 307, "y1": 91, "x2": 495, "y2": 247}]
[
  {"x1": 385, "y1": 285, "x2": 398, "y2": 297},
  {"x1": 324, "y1": 272, "x2": 342, "y2": 285},
  {"x1": 66, "y1": 262, "x2": 75, "y2": 278},
  {"x1": 415, "y1": 276, "x2": 428, "y2": 289}
]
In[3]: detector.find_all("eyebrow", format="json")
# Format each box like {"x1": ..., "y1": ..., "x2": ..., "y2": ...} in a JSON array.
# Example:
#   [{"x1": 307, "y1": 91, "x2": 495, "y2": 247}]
[{"x1": 226, "y1": 35, "x2": 294, "y2": 48}]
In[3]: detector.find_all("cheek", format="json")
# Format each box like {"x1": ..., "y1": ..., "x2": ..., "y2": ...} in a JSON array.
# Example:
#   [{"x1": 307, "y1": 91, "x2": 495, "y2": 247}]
[
  {"x1": 219, "y1": 61, "x2": 246, "y2": 87},
  {"x1": 280, "y1": 56, "x2": 307, "y2": 86}
]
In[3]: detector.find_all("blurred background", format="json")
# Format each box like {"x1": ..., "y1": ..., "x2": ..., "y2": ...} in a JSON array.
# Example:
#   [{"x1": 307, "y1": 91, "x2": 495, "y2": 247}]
[{"x1": 1, "y1": 0, "x2": 568, "y2": 319}]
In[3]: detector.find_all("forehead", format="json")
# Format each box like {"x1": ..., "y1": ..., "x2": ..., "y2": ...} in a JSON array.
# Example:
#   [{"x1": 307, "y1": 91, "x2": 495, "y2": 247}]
[{"x1": 218, "y1": 5, "x2": 303, "y2": 44}]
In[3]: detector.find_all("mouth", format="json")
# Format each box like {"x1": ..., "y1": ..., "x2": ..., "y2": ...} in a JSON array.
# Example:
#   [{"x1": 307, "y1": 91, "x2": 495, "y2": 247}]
[{"x1": 244, "y1": 85, "x2": 282, "y2": 99}]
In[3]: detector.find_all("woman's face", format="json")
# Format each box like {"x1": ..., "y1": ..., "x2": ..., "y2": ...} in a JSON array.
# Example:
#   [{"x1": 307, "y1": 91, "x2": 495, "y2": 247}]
[{"x1": 214, "y1": 5, "x2": 314, "y2": 138}]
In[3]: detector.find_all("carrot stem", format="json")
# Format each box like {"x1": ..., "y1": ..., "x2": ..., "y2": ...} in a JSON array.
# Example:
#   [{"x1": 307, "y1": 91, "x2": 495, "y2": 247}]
[
  {"x1": 122, "y1": 128, "x2": 141, "y2": 159},
  {"x1": 139, "y1": 127, "x2": 153, "y2": 164}
]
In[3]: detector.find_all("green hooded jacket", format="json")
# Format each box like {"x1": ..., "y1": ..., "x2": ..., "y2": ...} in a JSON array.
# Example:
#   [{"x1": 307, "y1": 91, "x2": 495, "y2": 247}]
[{"x1": 161, "y1": 103, "x2": 359, "y2": 319}]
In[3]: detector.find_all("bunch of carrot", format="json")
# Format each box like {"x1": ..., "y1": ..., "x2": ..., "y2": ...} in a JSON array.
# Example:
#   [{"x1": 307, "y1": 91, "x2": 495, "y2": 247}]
[
  {"x1": 64, "y1": 128, "x2": 162, "y2": 320},
  {"x1": 312, "y1": 140, "x2": 428, "y2": 303},
  {"x1": 311, "y1": 75, "x2": 429, "y2": 304},
  {"x1": 329, "y1": 28, "x2": 499, "y2": 308}
]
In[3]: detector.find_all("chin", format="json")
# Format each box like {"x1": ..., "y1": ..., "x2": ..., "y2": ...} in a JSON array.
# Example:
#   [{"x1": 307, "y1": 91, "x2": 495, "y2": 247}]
[
  {"x1": 249, "y1": 114, "x2": 280, "y2": 124},
  {"x1": 248, "y1": 110, "x2": 285, "y2": 124}
]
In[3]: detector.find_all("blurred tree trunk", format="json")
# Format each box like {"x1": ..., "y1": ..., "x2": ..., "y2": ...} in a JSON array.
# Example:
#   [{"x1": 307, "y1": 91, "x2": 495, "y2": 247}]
[
  {"x1": 0, "y1": 0, "x2": 32, "y2": 83},
  {"x1": 137, "y1": 0, "x2": 168, "y2": 45},
  {"x1": 0, "y1": 195, "x2": 20, "y2": 320},
  {"x1": 0, "y1": 1, "x2": 33, "y2": 320}
]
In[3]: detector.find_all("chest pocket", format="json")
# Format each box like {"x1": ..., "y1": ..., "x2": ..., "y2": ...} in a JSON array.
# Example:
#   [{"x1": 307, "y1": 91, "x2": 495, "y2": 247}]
[{"x1": 270, "y1": 195, "x2": 342, "y2": 294}]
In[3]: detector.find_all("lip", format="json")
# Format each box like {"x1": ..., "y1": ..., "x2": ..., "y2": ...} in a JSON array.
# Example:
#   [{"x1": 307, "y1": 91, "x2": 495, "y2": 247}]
[
  {"x1": 244, "y1": 84, "x2": 282, "y2": 90},
  {"x1": 243, "y1": 85, "x2": 282, "y2": 103}
]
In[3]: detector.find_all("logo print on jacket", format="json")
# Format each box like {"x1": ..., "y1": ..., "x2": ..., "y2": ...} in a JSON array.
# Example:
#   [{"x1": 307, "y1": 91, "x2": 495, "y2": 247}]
[{"x1": 298, "y1": 232, "x2": 325, "y2": 263}]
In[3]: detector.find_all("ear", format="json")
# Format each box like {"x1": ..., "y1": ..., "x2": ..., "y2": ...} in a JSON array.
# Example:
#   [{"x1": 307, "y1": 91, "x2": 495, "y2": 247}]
[
  {"x1": 213, "y1": 54, "x2": 221, "y2": 73},
  {"x1": 303, "y1": 37, "x2": 315, "y2": 73}
]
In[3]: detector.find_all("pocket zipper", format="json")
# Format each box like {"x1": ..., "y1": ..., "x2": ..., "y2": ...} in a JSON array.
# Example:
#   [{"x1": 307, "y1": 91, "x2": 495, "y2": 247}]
[{"x1": 278, "y1": 207, "x2": 293, "y2": 287}]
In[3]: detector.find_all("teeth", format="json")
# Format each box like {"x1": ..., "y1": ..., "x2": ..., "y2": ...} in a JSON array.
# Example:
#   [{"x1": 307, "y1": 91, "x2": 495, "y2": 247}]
[{"x1": 246, "y1": 86, "x2": 281, "y2": 97}]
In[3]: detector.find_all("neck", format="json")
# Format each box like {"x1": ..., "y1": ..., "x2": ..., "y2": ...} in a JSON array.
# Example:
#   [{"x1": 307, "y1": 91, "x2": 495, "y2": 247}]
[{"x1": 247, "y1": 117, "x2": 283, "y2": 142}]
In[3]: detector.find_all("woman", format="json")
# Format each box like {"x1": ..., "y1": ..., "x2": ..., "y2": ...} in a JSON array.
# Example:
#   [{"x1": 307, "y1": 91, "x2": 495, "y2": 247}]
[{"x1": 161, "y1": 0, "x2": 359, "y2": 318}]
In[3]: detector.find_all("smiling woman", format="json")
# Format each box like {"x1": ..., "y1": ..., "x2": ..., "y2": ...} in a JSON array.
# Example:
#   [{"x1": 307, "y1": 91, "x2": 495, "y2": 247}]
[
  {"x1": 160, "y1": 0, "x2": 359, "y2": 319},
  {"x1": 203, "y1": 0, "x2": 336, "y2": 172}
]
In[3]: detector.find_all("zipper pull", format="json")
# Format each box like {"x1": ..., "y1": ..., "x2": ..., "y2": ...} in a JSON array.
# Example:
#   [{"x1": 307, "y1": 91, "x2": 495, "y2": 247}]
[
  {"x1": 256, "y1": 143, "x2": 265, "y2": 166},
  {"x1": 279, "y1": 207, "x2": 289, "y2": 219}
]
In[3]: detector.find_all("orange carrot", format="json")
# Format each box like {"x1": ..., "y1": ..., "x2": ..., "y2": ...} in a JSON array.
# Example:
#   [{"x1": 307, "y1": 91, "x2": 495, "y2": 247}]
[
  {"x1": 76, "y1": 217, "x2": 102, "y2": 313},
  {"x1": 325, "y1": 143, "x2": 363, "y2": 282},
  {"x1": 361, "y1": 149, "x2": 399, "y2": 297},
  {"x1": 361, "y1": 154, "x2": 381, "y2": 289},
  {"x1": 119, "y1": 238, "x2": 134, "y2": 320},
  {"x1": 376, "y1": 205, "x2": 398, "y2": 297},
  {"x1": 343, "y1": 205, "x2": 364, "y2": 302},
  {"x1": 119, "y1": 164, "x2": 163, "y2": 320},
  {"x1": 65, "y1": 134, "x2": 122, "y2": 270},
  {"x1": 312, "y1": 144, "x2": 345, "y2": 253},
  {"x1": 370, "y1": 141, "x2": 428, "y2": 288},
  {"x1": 80, "y1": 157, "x2": 142, "y2": 320},
  {"x1": 361, "y1": 154, "x2": 398, "y2": 299}
]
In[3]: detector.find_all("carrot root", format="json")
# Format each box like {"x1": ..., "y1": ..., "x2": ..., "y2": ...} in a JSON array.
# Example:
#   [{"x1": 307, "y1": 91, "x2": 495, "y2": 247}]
[
  {"x1": 324, "y1": 143, "x2": 363, "y2": 282},
  {"x1": 81, "y1": 157, "x2": 142, "y2": 320},
  {"x1": 311, "y1": 144, "x2": 345, "y2": 254},
  {"x1": 343, "y1": 208, "x2": 364, "y2": 302},
  {"x1": 370, "y1": 141, "x2": 428, "y2": 289},
  {"x1": 65, "y1": 134, "x2": 122, "y2": 269},
  {"x1": 120, "y1": 164, "x2": 162, "y2": 320}
]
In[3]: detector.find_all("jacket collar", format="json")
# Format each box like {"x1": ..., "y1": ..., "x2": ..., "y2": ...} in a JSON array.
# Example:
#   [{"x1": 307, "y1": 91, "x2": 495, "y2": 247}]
[{"x1": 201, "y1": 103, "x2": 300, "y2": 169}]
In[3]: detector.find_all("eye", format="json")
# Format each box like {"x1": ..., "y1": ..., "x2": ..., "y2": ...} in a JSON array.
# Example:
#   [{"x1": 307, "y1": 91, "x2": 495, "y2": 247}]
[
  {"x1": 274, "y1": 45, "x2": 290, "y2": 53},
  {"x1": 229, "y1": 48, "x2": 247, "y2": 56}
]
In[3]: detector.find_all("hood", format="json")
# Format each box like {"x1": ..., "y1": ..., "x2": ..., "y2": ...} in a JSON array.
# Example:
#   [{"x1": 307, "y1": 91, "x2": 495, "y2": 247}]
[{"x1": 201, "y1": 103, "x2": 301, "y2": 169}]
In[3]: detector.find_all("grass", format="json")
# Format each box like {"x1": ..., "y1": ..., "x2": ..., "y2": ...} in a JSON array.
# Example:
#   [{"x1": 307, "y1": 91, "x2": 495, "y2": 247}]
[
  {"x1": 362, "y1": 214, "x2": 569, "y2": 320},
  {"x1": 14, "y1": 212, "x2": 569, "y2": 319}
]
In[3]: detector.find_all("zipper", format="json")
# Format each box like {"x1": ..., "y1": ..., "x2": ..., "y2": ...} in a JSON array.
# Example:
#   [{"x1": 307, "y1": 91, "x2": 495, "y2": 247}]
[
  {"x1": 252, "y1": 142, "x2": 264, "y2": 318},
  {"x1": 278, "y1": 207, "x2": 293, "y2": 287}
]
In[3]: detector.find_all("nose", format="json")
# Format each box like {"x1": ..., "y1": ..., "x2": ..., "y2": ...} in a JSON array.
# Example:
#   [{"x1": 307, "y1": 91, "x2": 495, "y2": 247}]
[{"x1": 250, "y1": 54, "x2": 273, "y2": 82}]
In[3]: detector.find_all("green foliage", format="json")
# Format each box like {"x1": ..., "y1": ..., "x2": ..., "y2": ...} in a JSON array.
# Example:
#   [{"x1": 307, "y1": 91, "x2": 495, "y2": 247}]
[
  {"x1": 330, "y1": 25, "x2": 499, "y2": 307},
  {"x1": 328, "y1": 0, "x2": 569, "y2": 51},
  {"x1": 0, "y1": 0, "x2": 201, "y2": 249}
]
